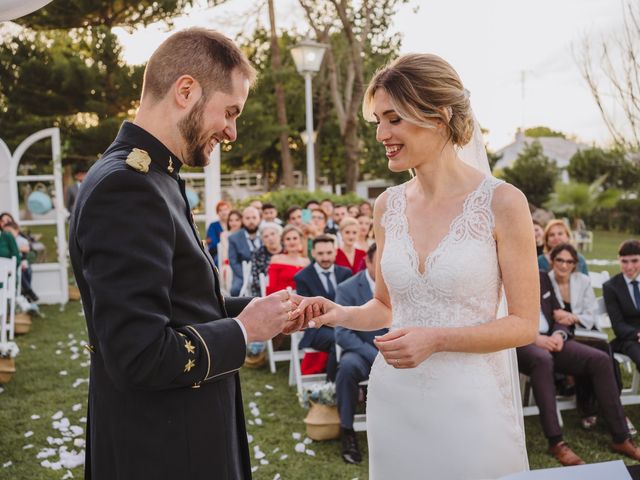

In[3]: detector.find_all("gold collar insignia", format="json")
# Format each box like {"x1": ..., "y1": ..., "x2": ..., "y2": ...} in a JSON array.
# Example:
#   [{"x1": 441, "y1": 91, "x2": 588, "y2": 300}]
[{"x1": 125, "y1": 148, "x2": 151, "y2": 173}]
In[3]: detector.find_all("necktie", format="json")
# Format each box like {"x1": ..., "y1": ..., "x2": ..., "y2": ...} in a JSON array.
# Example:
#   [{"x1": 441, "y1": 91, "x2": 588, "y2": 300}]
[
  {"x1": 632, "y1": 280, "x2": 640, "y2": 311},
  {"x1": 322, "y1": 271, "x2": 336, "y2": 300}
]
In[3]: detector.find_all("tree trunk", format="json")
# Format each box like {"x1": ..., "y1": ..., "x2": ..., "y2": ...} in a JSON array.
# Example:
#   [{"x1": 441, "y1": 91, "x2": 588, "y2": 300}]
[{"x1": 268, "y1": 0, "x2": 295, "y2": 188}]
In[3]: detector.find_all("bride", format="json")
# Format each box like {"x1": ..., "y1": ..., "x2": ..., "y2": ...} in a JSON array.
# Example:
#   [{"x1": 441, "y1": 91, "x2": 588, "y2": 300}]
[{"x1": 292, "y1": 54, "x2": 539, "y2": 479}]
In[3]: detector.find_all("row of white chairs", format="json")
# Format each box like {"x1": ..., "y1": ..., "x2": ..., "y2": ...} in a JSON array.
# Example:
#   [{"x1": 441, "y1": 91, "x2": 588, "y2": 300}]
[{"x1": 0, "y1": 257, "x2": 18, "y2": 343}]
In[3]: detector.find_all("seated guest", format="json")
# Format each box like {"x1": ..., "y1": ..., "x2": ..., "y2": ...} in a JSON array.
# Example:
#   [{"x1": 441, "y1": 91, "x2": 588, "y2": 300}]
[
  {"x1": 205, "y1": 200, "x2": 231, "y2": 264},
  {"x1": 0, "y1": 224, "x2": 20, "y2": 266},
  {"x1": 321, "y1": 199, "x2": 338, "y2": 235},
  {"x1": 548, "y1": 243, "x2": 627, "y2": 431},
  {"x1": 355, "y1": 213, "x2": 374, "y2": 252},
  {"x1": 533, "y1": 219, "x2": 545, "y2": 256},
  {"x1": 249, "y1": 222, "x2": 283, "y2": 297},
  {"x1": 335, "y1": 243, "x2": 386, "y2": 464},
  {"x1": 347, "y1": 204, "x2": 360, "y2": 218},
  {"x1": 306, "y1": 208, "x2": 329, "y2": 257},
  {"x1": 285, "y1": 205, "x2": 303, "y2": 228},
  {"x1": 3, "y1": 221, "x2": 38, "y2": 302},
  {"x1": 517, "y1": 271, "x2": 640, "y2": 466},
  {"x1": 294, "y1": 235, "x2": 352, "y2": 381},
  {"x1": 267, "y1": 225, "x2": 309, "y2": 295},
  {"x1": 218, "y1": 209, "x2": 242, "y2": 293},
  {"x1": 228, "y1": 206, "x2": 262, "y2": 296},
  {"x1": 305, "y1": 200, "x2": 320, "y2": 211},
  {"x1": 607, "y1": 240, "x2": 640, "y2": 369},
  {"x1": 336, "y1": 217, "x2": 366, "y2": 275},
  {"x1": 261, "y1": 202, "x2": 282, "y2": 226},
  {"x1": 358, "y1": 200, "x2": 372, "y2": 218},
  {"x1": 538, "y1": 219, "x2": 588, "y2": 274}
]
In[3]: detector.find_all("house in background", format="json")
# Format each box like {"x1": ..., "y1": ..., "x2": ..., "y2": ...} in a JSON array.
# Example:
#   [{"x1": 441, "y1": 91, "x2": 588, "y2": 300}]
[{"x1": 494, "y1": 130, "x2": 590, "y2": 182}]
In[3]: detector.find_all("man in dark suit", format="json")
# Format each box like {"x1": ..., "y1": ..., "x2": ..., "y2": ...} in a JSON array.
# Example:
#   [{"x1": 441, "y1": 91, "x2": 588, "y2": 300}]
[
  {"x1": 517, "y1": 271, "x2": 638, "y2": 466},
  {"x1": 294, "y1": 234, "x2": 351, "y2": 381},
  {"x1": 335, "y1": 243, "x2": 387, "y2": 464},
  {"x1": 228, "y1": 206, "x2": 262, "y2": 296},
  {"x1": 65, "y1": 164, "x2": 87, "y2": 213},
  {"x1": 69, "y1": 29, "x2": 303, "y2": 480},
  {"x1": 606, "y1": 240, "x2": 640, "y2": 368}
]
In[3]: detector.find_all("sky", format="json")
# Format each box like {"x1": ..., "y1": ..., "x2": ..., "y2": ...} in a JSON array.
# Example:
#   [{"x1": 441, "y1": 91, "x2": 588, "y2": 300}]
[{"x1": 113, "y1": 0, "x2": 629, "y2": 150}]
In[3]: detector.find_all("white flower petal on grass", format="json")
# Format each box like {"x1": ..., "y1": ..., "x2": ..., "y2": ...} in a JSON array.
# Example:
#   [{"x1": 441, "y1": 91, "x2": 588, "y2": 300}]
[
  {"x1": 248, "y1": 420, "x2": 255, "y2": 426},
  {"x1": 62, "y1": 470, "x2": 74, "y2": 479},
  {"x1": 46, "y1": 437, "x2": 64, "y2": 446},
  {"x1": 255, "y1": 418, "x2": 262, "y2": 426},
  {"x1": 80, "y1": 361, "x2": 91, "y2": 368},
  {"x1": 24, "y1": 431, "x2": 34, "y2": 438},
  {"x1": 23, "y1": 444, "x2": 34, "y2": 450},
  {"x1": 71, "y1": 404, "x2": 82, "y2": 412},
  {"x1": 30, "y1": 344, "x2": 36, "y2": 349},
  {"x1": 294, "y1": 443, "x2": 306, "y2": 453},
  {"x1": 273, "y1": 474, "x2": 281, "y2": 480},
  {"x1": 70, "y1": 354, "x2": 79, "y2": 361},
  {"x1": 303, "y1": 437, "x2": 312, "y2": 445},
  {"x1": 59, "y1": 371, "x2": 68, "y2": 376},
  {"x1": 248, "y1": 401, "x2": 257, "y2": 408},
  {"x1": 279, "y1": 454, "x2": 288, "y2": 461},
  {"x1": 260, "y1": 459, "x2": 269, "y2": 465},
  {"x1": 251, "y1": 466, "x2": 258, "y2": 473},
  {"x1": 2, "y1": 461, "x2": 11, "y2": 468},
  {"x1": 69, "y1": 426, "x2": 83, "y2": 437},
  {"x1": 37, "y1": 448, "x2": 57, "y2": 459},
  {"x1": 73, "y1": 438, "x2": 85, "y2": 448},
  {"x1": 79, "y1": 417, "x2": 86, "y2": 423},
  {"x1": 253, "y1": 447, "x2": 265, "y2": 460},
  {"x1": 272, "y1": 447, "x2": 280, "y2": 454},
  {"x1": 292, "y1": 432, "x2": 301, "y2": 440},
  {"x1": 59, "y1": 449, "x2": 85, "y2": 469},
  {"x1": 265, "y1": 384, "x2": 274, "y2": 390},
  {"x1": 254, "y1": 391, "x2": 262, "y2": 397},
  {"x1": 305, "y1": 449, "x2": 316, "y2": 456},
  {"x1": 55, "y1": 350, "x2": 62, "y2": 355},
  {"x1": 52, "y1": 411, "x2": 64, "y2": 420},
  {"x1": 247, "y1": 434, "x2": 253, "y2": 444},
  {"x1": 0, "y1": 387, "x2": 4, "y2": 394},
  {"x1": 72, "y1": 378, "x2": 88, "y2": 388},
  {"x1": 31, "y1": 414, "x2": 40, "y2": 420}
]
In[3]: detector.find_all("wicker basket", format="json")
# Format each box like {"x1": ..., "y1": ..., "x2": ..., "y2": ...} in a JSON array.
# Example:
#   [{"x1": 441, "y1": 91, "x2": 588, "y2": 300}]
[
  {"x1": 0, "y1": 357, "x2": 16, "y2": 384},
  {"x1": 14, "y1": 313, "x2": 32, "y2": 335},
  {"x1": 68, "y1": 285, "x2": 81, "y2": 301},
  {"x1": 304, "y1": 401, "x2": 340, "y2": 440}
]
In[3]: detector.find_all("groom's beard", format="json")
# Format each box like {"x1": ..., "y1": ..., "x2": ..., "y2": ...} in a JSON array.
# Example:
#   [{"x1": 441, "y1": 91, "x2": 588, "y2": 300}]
[
  {"x1": 244, "y1": 226, "x2": 259, "y2": 235},
  {"x1": 178, "y1": 95, "x2": 209, "y2": 167}
]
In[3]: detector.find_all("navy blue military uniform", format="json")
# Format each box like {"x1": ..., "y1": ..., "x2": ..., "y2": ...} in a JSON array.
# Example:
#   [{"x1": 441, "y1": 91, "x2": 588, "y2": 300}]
[{"x1": 69, "y1": 122, "x2": 252, "y2": 479}]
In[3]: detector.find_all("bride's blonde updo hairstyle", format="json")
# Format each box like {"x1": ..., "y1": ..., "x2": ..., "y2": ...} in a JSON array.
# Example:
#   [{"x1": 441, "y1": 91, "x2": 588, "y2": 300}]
[{"x1": 362, "y1": 53, "x2": 475, "y2": 147}]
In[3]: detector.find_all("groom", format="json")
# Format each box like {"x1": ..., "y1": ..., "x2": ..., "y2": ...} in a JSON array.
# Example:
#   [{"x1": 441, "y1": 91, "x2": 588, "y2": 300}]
[{"x1": 69, "y1": 29, "x2": 309, "y2": 480}]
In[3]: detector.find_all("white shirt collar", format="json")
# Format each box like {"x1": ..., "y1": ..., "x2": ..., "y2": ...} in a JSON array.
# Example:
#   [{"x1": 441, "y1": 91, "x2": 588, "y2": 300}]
[
  {"x1": 314, "y1": 262, "x2": 334, "y2": 276},
  {"x1": 364, "y1": 269, "x2": 375, "y2": 293},
  {"x1": 624, "y1": 275, "x2": 639, "y2": 285}
]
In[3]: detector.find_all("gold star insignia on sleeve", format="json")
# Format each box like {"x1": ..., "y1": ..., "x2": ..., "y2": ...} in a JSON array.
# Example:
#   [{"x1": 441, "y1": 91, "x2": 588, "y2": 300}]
[
  {"x1": 184, "y1": 340, "x2": 195, "y2": 354},
  {"x1": 184, "y1": 359, "x2": 196, "y2": 373}
]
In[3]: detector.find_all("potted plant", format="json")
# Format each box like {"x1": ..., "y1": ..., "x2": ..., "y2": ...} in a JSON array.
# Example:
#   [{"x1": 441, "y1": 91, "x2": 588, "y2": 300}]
[
  {"x1": 0, "y1": 341, "x2": 19, "y2": 384},
  {"x1": 300, "y1": 382, "x2": 340, "y2": 440}
]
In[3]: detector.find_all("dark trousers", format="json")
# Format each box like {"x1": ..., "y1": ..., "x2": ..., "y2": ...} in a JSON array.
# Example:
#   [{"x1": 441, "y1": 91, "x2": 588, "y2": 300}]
[
  {"x1": 300, "y1": 326, "x2": 337, "y2": 382},
  {"x1": 336, "y1": 352, "x2": 373, "y2": 429},
  {"x1": 613, "y1": 340, "x2": 640, "y2": 373},
  {"x1": 517, "y1": 339, "x2": 628, "y2": 443}
]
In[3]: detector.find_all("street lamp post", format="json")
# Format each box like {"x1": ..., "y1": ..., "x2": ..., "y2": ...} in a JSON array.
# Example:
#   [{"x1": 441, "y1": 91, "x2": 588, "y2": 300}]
[{"x1": 290, "y1": 39, "x2": 328, "y2": 192}]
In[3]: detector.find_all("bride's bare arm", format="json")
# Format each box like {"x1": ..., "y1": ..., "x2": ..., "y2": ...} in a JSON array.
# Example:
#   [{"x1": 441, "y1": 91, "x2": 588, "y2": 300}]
[
  {"x1": 293, "y1": 191, "x2": 393, "y2": 332},
  {"x1": 375, "y1": 183, "x2": 538, "y2": 367}
]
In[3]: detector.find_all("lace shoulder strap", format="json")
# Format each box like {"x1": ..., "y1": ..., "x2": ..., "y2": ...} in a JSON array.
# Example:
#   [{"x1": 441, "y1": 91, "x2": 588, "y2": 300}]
[
  {"x1": 381, "y1": 183, "x2": 408, "y2": 240},
  {"x1": 464, "y1": 176, "x2": 505, "y2": 234}
]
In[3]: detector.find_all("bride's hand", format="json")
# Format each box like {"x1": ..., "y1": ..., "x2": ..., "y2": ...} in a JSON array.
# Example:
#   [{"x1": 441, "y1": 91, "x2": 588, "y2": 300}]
[
  {"x1": 287, "y1": 296, "x2": 345, "y2": 331},
  {"x1": 375, "y1": 327, "x2": 440, "y2": 369}
]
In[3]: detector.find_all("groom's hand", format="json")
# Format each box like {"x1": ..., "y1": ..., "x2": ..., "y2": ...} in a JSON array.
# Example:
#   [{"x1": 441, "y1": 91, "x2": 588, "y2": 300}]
[
  {"x1": 281, "y1": 292, "x2": 323, "y2": 334},
  {"x1": 236, "y1": 290, "x2": 296, "y2": 343}
]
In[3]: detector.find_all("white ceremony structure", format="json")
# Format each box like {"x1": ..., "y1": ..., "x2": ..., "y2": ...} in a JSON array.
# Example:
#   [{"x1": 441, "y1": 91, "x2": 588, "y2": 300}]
[{"x1": 0, "y1": 129, "x2": 223, "y2": 306}]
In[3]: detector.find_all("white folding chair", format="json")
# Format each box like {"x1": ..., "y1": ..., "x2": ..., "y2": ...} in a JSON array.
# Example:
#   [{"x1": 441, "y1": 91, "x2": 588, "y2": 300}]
[
  {"x1": 238, "y1": 261, "x2": 253, "y2": 297},
  {"x1": 261, "y1": 273, "x2": 293, "y2": 374},
  {"x1": 0, "y1": 258, "x2": 17, "y2": 341},
  {"x1": 589, "y1": 270, "x2": 610, "y2": 290},
  {"x1": 290, "y1": 331, "x2": 326, "y2": 398},
  {"x1": 0, "y1": 264, "x2": 10, "y2": 343}
]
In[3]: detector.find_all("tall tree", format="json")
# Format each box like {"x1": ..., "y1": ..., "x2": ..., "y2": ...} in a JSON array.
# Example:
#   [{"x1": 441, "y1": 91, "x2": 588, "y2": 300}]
[
  {"x1": 267, "y1": 0, "x2": 295, "y2": 187},
  {"x1": 298, "y1": 0, "x2": 408, "y2": 192},
  {"x1": 576, "y1": 1, "x2": 640, "y2": 150}
]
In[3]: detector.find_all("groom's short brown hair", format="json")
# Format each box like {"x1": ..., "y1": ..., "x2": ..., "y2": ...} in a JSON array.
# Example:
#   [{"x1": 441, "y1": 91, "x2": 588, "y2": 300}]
[{"x1": 142, "y1": 28, "x2": 256, "y2": 102}]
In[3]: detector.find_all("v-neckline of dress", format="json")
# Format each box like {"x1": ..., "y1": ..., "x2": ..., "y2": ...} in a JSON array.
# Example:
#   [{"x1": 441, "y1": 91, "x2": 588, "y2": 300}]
[{"x1": 401, "y1": 176, "x2": 489, "y2": 277}]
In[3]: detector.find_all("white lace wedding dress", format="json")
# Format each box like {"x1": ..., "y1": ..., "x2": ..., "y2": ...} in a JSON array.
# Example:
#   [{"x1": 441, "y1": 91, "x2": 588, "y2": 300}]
[{"x1": 366, "y1": 176, "x2": 528, "y2": 480}]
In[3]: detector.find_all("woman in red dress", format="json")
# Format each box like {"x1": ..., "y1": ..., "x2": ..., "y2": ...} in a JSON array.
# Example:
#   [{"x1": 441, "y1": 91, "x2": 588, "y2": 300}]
[
  {"x1": 335, "y1": 217, "x2": 366, "y2": 274},
  {"x1": 266, "y1": 225, "x2": 310, "y2": 295}
]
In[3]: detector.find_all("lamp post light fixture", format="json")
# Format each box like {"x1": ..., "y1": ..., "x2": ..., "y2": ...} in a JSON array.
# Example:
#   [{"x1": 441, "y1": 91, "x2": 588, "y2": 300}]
[{"x1": 290, "y1": 38, "x2": 328, "y2": 192}]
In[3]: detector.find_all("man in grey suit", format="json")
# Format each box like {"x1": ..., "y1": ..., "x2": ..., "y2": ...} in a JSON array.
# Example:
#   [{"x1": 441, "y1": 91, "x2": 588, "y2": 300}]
[
  {"x1": 335, "y1": 243, "x2": 387, "y2": 464},
  {"x1": 65, "y1": 164, "x2": 87, "y2": 213},
  {"x1": 228, "y1": 206, "x2": 262, "y2": 296}
]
